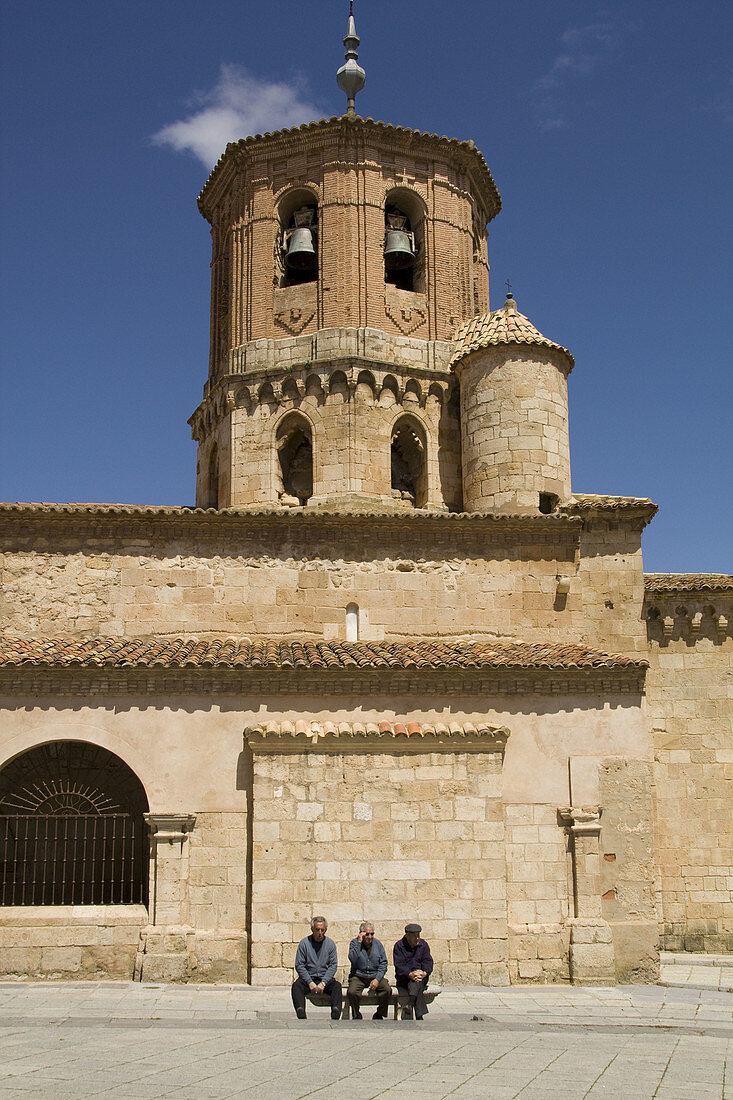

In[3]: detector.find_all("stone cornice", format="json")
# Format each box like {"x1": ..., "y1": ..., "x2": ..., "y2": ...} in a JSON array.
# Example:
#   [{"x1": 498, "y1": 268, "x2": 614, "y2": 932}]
[
  {"x1": 198, "y1": 115, "x2": 501, "y2": 226},
  {"x1": 0, "y1": 665, "x2": 647, "y2": 699},
  {"x1": 0, "y1": 503, "x2": 582, "y2": 554}
]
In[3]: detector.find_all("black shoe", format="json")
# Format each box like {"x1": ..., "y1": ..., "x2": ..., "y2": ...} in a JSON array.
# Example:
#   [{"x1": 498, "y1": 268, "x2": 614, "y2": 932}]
[
  {"x1": 331, "y1": 1010, "x2": 341, "y2": 1020},
  {"x1": 415, "y1": 1014, "x2": 425, "y2": 1020},
  {"x1": 352, "y1": 1011, "x2": 363, "y2": 1020},
  {"x1": 402, "y1": 1007, "x2": 413, "y2": 1020},
  {"x1": 295, "y1": 1009, "x2": 307, "y2": 1019},
  {"x1": 372, "y1": 1011, "x2": 385, "y2": 1020}
]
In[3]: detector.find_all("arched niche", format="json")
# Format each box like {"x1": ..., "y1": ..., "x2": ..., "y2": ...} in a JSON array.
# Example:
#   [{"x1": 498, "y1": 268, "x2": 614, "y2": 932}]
[
  {"x1": 276, "y1": 412, "x2": 314, "y2": 506},
  {"x1": 384, "y1": 187, "x2": 426, "y2": 293},
  {"x1": 0, "y1": 741, "x2": 149, "y2": 907},
  {"x1": 277, "y1": 187, "x2": 319, "y2": 288},
  {"x1": 391, "y1": 415, "x2": 428, "y2": 508}
]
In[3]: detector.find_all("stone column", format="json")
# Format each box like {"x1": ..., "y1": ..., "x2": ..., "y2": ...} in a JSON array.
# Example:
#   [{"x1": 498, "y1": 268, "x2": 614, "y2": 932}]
[
  {"x1": 559, "y1": 807, "x2": 616, "y2": 984},
  {"x1": 135, "y1": 813, "x2": 196, "y2": 982}
]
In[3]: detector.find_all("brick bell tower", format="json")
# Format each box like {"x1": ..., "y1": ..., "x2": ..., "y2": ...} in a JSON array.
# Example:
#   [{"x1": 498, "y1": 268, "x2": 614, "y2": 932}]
[{"x1": 189, "y1": 7, "x2": 573, "y2": 516}]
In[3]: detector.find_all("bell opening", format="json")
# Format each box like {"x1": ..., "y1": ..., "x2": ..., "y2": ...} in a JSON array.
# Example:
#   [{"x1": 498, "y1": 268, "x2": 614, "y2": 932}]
[
  {"x1": 384, "y1": 204, "x2": 416, "y2": 290},
  {"x1": 281, "y1": 203, "x2": 318, "y2": 287}
]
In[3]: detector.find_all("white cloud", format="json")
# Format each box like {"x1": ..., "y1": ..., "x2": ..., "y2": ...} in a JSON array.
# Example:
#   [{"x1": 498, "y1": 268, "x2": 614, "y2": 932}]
[
  {"x1": 532, "y1": 16, "x2": 635, "y2": 131},
  {"x1": 152, "y1": 65, "x2": 323, "y2": 167}
]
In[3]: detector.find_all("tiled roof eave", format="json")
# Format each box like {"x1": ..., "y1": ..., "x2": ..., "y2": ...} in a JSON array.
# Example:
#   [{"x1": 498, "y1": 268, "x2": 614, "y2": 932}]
[
  {"x1": 0, "y1": 636, "x2": 648, "y2": 674},
  {"x1": 645, "y1": 573, "x2": 733, "y2": 594},
  {"x1": 450, "y1": 337, "x2": 574, "y2": 371}
]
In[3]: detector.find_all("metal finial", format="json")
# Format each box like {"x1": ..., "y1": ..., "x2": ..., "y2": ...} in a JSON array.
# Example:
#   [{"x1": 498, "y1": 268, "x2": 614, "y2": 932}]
[
  {"x1": 337, "y1": 1, "x2": 365, "y2": 115},
  {"x1": 505, "y1": 278, "x2": 513, "y2": 299}
]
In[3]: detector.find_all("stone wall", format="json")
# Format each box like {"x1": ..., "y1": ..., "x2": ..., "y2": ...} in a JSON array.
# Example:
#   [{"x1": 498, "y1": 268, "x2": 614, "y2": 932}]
[
  {"x1": 645, "y1": 597, "x2": 733, "y2": 952},
  {"x1": 1, "y1": 512, "x2": 605, "y2": 646},
  {"x1": 505, "y1": 804, "x2": 571, "y2": 983},
  {"x1": 0, "y1": 905, "x2": 146, "y2": 979},
  {"x1": 249, "y1": 745, "x2": 509, "y2": 986},
  {"x1": 456, "y1": 345, "x2": 571, "y2": 513}
]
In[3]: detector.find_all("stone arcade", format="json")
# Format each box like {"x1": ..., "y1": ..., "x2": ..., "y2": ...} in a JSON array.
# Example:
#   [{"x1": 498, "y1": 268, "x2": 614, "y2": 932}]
[{"x1": 0, "y1": 13, "x2": 730, "y2": 986}]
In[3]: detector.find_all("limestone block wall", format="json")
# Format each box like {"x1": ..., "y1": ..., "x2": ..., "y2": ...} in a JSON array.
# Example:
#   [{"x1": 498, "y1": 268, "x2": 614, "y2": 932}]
[
  {"x1": 645, "y1": 600, "x2": 733, "y2": 952},
  {"x1": 0, "y1": 905, "x2": 146, "y2": 980},
  {"x1": 0, "y1": 515, "x2": 593, "y2": 644},
  {"x1": 505, "y1": 804, "x2": 571, "y2": 983},
  {"x1": 249, "y1": 747, "x2": 509, "y2": 986},
  {"x1": 599, "y1": 759, "x2": 659, "y2": 981},
  {"x1": 575, "y1": 519, "x2": 648, "y2": 658},
  {"x1": 190, "y1": 327, "x2": 461, "y2": 511},
  {"x1": 455, "y1": 346, "x2": 571, "y2": 513}
]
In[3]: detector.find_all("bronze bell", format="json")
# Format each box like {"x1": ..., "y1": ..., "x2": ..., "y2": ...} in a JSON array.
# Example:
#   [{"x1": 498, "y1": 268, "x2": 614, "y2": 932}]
[
  {"x1": 384, "y1": 229, "x2": 415, "y2": 270},
  {"x1": 285, "y1": 227, "x2": 317, "y2": 271}
]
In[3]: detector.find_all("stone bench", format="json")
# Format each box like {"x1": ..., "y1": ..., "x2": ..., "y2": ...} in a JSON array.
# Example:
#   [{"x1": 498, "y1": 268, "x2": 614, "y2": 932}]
[{"x1": 308, "y1": 987, "x2": 441, "y2": 1020}]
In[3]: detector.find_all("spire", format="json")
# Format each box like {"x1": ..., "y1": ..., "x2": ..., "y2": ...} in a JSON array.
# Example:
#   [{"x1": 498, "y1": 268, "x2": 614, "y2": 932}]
[{"x1": 337, "y1": 1, "x2": 366, "y2": 115}]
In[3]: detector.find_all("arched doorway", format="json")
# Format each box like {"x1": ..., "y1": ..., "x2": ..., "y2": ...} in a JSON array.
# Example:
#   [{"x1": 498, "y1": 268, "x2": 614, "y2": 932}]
[{"x1": 0, "y1": 742, "x2": 149, "y2": 907}]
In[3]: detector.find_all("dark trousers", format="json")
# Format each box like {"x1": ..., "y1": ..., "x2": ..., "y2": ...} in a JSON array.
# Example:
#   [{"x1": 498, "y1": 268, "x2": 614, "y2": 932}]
[
  {"x1": 397, "y1": 976, "x2": 429, "y2": 1018},
  {"x1": 347, "y1": 975, "x2": 392, "y2": 1017},
  {"x1": 291, "y1": 977, "x2": 342, "y2": 1016}
]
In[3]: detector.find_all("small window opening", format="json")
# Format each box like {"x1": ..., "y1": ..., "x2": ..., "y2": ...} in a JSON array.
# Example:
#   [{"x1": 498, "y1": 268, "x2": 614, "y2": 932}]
[
  {"x1": 277, "y1": 419, "x2": 313, "y2": 505},
  {"x1": 539, "y1": 492, "x2": 559, "y2": 514},
  {"x1": 282, "y1": 204, "x2": 318, "y2": 287},
  {"x1": 384, "y1": 205, "x2": 416, "y2": 291},
  {"x1": 391, "y1": 420, "x2": 427, "y2": 507},
  {"x1": 345, "y1": 603, "x2": 359, "y2": 642}
]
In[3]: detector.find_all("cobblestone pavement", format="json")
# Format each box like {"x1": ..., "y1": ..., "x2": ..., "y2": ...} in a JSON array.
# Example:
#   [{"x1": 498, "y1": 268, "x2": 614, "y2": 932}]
[{"x1": 0, "y1": 955, "x2": 730, "y2": 1099}]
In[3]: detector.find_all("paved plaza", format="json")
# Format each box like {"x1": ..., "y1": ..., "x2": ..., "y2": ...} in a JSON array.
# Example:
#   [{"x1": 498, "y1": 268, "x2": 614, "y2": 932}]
[{"x1": 0, "y1": 954, "x2": 730, "y2": 1099}]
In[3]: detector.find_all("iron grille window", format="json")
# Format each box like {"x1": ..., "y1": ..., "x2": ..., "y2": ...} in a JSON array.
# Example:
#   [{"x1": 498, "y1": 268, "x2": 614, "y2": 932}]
[
  {"x1": 0, "y1": 742, "x2": 149, "y2": 907},
  {"x1": 0, "y1": 813, "x2": 147, "y2": 906}
]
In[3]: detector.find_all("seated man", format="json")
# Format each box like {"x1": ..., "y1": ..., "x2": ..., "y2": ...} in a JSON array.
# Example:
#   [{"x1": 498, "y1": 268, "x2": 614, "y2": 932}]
[
  {"x1": 291, "y1": 916, "x2": 342, "y2": 1020},
  {"x1": 347, "y1": 921, "x2": 392, "y2": 1020},
  {"x1": 393, "y1": 922, "x2": 433, "y2": 1020}
]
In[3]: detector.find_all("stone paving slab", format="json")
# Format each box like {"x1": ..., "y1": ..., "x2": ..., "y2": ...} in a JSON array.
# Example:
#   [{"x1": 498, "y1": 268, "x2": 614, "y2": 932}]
[{"x1": 0, "y1": 964, "x2": 731, "y2": 1098}]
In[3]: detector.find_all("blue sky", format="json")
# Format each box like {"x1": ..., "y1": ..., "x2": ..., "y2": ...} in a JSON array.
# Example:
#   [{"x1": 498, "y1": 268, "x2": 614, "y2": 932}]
[{"x1": 1, "y1": 0, "x2": 731, "y2": 572}]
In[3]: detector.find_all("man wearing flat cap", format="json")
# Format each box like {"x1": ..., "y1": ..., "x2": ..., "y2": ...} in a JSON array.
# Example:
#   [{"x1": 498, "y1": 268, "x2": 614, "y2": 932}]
[{"x1": 393, "y1": 923, "x2": 433, "y2": 1020}]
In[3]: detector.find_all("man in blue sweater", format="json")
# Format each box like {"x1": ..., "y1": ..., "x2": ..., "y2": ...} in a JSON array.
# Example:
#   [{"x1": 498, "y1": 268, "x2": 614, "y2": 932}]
[
  {"x1": 393, "y1": 923, "x2": 433, "y2": 1020},
  {"x1": 347, "y1": 921, "x2": 391, "y2": 1019},
  {"x1": 291, "y1": 916, "x2": 342, "y2": 1020}
]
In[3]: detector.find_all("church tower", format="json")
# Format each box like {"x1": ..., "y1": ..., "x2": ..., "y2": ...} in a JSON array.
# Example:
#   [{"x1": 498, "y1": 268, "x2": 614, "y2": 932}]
[{"x1": 189, "y1": 7, "x2": 574, "y2": 520}]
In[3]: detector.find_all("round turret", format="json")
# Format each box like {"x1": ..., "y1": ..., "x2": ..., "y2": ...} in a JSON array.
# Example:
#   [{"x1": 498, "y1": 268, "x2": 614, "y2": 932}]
[{"x1": 451, "y1": 295, "x2": 574, "y2": 514}]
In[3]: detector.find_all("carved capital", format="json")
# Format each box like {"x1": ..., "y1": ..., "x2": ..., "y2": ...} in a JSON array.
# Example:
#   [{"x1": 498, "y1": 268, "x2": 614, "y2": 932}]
[
  {"x1": 145, "y1": 813, "x2": 196, "y2": 843},
  {"x1": 559, "y1": 806, "x2": 601, "y2": 836}
]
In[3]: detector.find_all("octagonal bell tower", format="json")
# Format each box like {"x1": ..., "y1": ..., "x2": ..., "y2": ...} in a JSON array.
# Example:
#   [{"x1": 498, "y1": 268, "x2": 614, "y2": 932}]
[{"x1": 189, "y1": 9, "x2": 501, "y2": 512}]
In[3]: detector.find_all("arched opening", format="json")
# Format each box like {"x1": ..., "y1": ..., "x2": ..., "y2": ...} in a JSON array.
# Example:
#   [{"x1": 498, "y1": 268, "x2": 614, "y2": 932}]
[
  {"x1": 276, "y1": 414, "x2": 313, "y2": 506},
  {"x1": 0, "y1": 742, "x2": 149, "y2": 907},
  {"x1": 391, "y1": 417, "x2": 428, "y2": 508},
  {"x1": 278, "y1": 189, "x2": 319, "y2": 288},
  {"x1": 204, "y1": 444, "x2": 219, "y2": 509},
  {"x1": 384, "y1": 189, "x2": 425, "y2": 293}
]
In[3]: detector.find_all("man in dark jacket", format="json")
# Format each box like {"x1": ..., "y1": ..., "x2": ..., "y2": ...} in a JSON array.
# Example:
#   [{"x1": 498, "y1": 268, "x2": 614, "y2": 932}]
[
  {"x1": 393, "y1": 922, "x2": 433, "y2": 1020},
  {"x1": 291, "y1": 916, "x2": 342, "y2": 1020},
  {"x1": 347, "y1": 921, "x2": 391, "y2": 1019}
]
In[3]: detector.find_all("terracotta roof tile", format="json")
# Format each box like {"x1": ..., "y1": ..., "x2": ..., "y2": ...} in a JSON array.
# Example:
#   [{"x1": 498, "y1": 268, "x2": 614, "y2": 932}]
[
  {"x1": 563, "y1": 494, "x2": 657, "y2": 511},
  {"x1": 451, "y1": 297, "x2": 574, "y2": 369},
  {"x1": 645, "y1": 574, "x2": 733, "y2": 594},
  {"x1": 0, "y1": 637, "x2": 646, "y2": 672},
  {"x1": 246, "y1": 719, "x2": 510, "y2": 744},
  {"x1": 0, "y1": 502, "x2": 579, "y2": 525}
]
